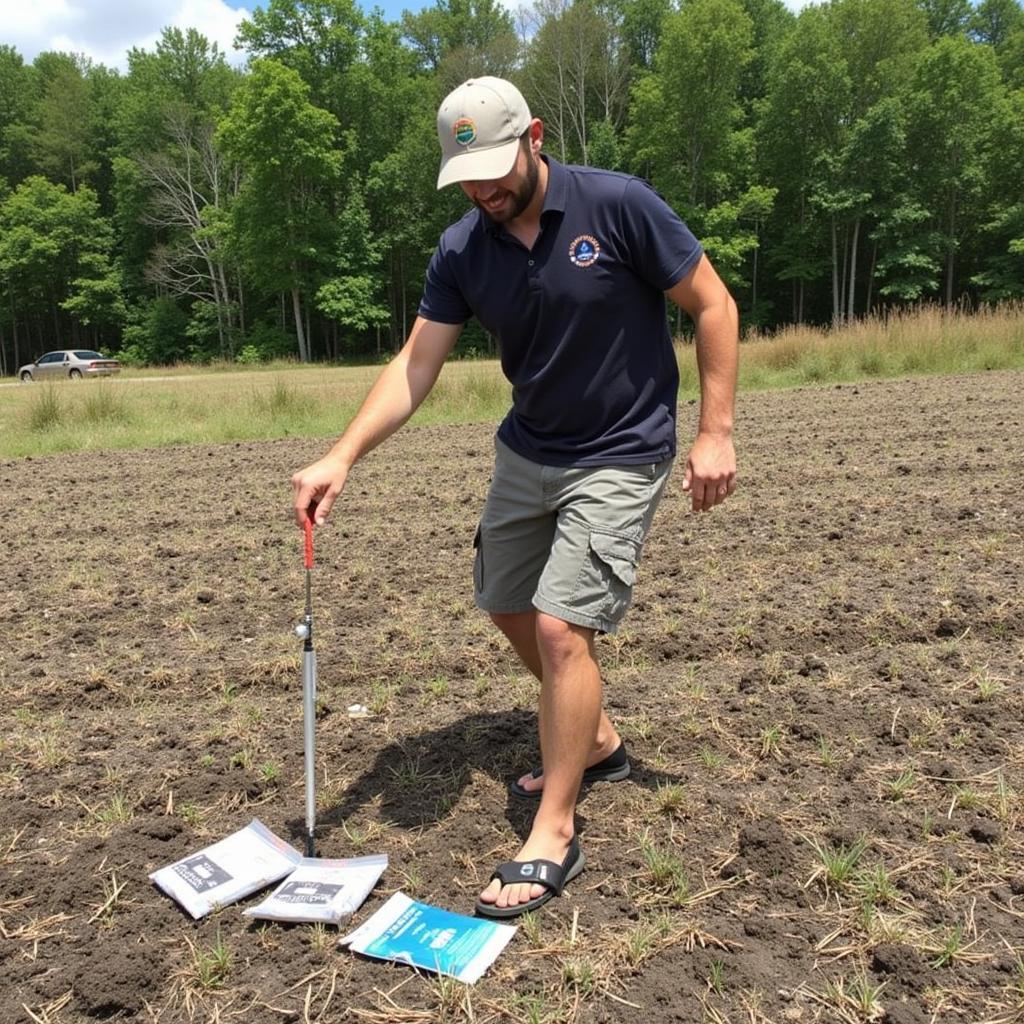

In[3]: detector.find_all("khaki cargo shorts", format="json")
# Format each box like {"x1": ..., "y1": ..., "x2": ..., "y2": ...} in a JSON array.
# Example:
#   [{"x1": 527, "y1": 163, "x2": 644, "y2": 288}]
[{"x1": 473, "y1": 439, "x2": 673, "y2": 634}]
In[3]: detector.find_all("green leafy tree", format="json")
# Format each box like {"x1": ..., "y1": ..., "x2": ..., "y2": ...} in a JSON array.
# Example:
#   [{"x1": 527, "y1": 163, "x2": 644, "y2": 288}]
[
  {"x1": 0, "y1": 177, "x2": 122, "y2": 355},
  {"x1": 235, "y1": 0, "x2": 366, "y2": 120},
  {"x1": 905, "y1": 33, "x2": 1005, "y2": 305},
  {"x1": 32, "y1": 56, "x2": 98, "y2": 191},
  {"x1": 615, "y1": 0, "x2": 672, "y2": 71},
  {"x1": 402, "y1": 0, "x2": 519, "y2": 88},
  {"x1": 627, "y1": 0, "x2": 754, "y2": 217},
  {"x1": 736, "y1": 0, "x2": 795, "y2": 113},
  {"x1": 316, "y1": 179, "x2": 389, "y2": 356},
  {"x1": 0, "y1": 46, "x2": 37, "y2": 186},
  {"x1": 916, "y1": 0, "x2": 972, "y2": 37},
  {"x1": 115, "y1": 28, "x2": 240, "y2": 306},
  {"x1": 969, "y1": 0, "x2": 1023, "y2": 48},
  {"x1": 217, "y1": 59, "x2": 342, "y2": 362},
  {"x1": 972, "y1": 86, "x2": 1024, "y2": 299},
  {"x1": 758, "y1": 4, "x2": 849, "y2": 322},
  {"x1": 522, "y1": 0, "x2": 631, "y2": 166}
]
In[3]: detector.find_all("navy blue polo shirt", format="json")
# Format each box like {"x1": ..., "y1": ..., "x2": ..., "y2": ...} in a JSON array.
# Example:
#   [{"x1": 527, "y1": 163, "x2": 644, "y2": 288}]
[{"x1": 418, "y1": 156, "x2": 703, "y2": 466}]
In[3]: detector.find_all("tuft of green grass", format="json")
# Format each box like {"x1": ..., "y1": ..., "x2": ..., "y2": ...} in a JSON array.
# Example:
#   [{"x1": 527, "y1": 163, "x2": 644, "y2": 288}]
[
  {"x1": 707, "y1": 957, "x2": 725, "y2": 995},
  {"x1": 759, "y1": 724, "x2": 784, "y2": 759},
  {"x1": 27, "y1": 386, "x2": 64, "y2": 431},
  {"x1": 96, "y1": 791, "x2": 134, "y2": 825},
  {"x1": 882, "y1": 769, "x2": 917, "y2": 802},
  {"x1": 249, "y1": 377, "x2": 317, "y2": 420},
  {"x1": 561, "y1": 956, "x2": 598, "y2": 996},
  {"x1": 638, "y1": 835, "x2": 690, "y2": 903},
  {"x1": 192, "y1": 928, "x2": 232, "y2": 988},
  {"x1": 855, "y1": 864, "x2": 898, "y2": 906},
  {"x1": 809, "y1": 836, "x2": 868, "y2": 890},
  {"x1": 653, "y1": 782, "x2": 688, "y2": 817},
  {"x1": 82, "y1": 384, "x2": 131, "y2": 424},
  {"x1": 817, "y1": 736, "x2": 840, "y2": 770},
  {"x1": 930, "y1": 924, "x2": 965, "y2": 968}
]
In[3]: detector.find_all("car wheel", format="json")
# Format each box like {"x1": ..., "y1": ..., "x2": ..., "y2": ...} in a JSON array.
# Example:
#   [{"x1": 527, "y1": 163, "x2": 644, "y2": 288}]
[
  {"x1": 20, "y1": 371, "x2": 33, "y2": 382},
  {"x1": 69, "y1": 368, "x2": 82, "y2": 379}
]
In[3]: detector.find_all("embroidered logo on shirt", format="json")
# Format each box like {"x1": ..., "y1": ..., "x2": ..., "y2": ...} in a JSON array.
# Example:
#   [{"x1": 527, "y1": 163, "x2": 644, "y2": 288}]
[
  {"x1": 453, "y1": 118, "x2": 477, "y2": 146},
  {"x1": 568, "y1": 234, "x2": 600, "y2": 268}
]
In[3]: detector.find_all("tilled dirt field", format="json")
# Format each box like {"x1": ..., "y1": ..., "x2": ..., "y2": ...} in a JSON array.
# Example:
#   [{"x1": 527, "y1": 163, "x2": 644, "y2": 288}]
[{"x1": 2, "y1": 371, "x2": 1022, "y2": 1024}]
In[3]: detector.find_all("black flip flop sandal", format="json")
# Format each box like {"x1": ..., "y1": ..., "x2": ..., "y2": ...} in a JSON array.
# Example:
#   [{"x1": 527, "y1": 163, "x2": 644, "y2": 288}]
[
  {"x1": 474, "y1": 836, "x2": 586, "y2": 919},
  {"x1": 508, "y1": 742, "x2": 631, "y2": 799}
]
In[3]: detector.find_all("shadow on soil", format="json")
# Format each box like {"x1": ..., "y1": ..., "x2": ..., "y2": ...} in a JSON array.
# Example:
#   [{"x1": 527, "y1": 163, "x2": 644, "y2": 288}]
[{"x1": 305, "y1": 710, "x2": 686, "y2": 846}]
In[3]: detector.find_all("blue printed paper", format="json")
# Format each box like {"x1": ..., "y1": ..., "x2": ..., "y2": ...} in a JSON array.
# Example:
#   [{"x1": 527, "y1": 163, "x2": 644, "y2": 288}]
[{"x1": 341, "y1": 892, "x2": 516, "y2": 983}]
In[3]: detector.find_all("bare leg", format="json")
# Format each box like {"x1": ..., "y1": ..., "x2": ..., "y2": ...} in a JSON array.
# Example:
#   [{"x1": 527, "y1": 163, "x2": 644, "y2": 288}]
[
  {"x1": 490, "y1": 610, "x2": 621, "y2": 794},
  {"x1": 479, "y1": 612, "x2": 606, "y2": 909}
]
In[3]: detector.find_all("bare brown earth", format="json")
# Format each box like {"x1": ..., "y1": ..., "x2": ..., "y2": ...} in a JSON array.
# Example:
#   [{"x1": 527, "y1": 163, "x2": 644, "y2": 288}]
[{"x1": 2, "y1": 371, "x2": 1023, "y2": 1024}]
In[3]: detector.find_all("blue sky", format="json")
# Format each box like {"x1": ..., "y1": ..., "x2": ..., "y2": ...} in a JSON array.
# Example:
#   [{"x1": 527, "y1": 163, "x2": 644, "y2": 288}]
[{"x1": 1, "y1": 0, "x2": 810, "y2": 72}]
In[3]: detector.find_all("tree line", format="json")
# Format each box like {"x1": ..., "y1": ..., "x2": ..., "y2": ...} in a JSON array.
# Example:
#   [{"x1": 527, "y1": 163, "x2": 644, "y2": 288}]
[{"x1": 0, "y1": 0, "x2": 1022, "y2": 371}]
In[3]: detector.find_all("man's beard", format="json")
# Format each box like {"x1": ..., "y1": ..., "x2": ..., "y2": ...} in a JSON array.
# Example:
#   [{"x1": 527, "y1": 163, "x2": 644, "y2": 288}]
[{"x1": 477, "y1": 149, "x2": 540, "y2": 222}]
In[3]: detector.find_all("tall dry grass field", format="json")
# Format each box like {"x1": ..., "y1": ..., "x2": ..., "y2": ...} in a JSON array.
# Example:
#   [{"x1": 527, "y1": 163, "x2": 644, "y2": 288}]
[{"x1": 1, "y1": 305, "x2": 1021, "y2": 458}]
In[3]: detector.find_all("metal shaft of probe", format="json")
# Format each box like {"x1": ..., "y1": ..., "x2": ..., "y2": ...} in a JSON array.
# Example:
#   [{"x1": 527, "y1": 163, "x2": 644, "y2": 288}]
[{"x1": 302, "y1": 522, "x2": 317, "y2": 858}]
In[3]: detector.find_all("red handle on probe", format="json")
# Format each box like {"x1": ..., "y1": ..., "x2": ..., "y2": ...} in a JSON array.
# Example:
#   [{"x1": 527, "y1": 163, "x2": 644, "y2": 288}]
[{"x1": 304, "y1": 518, "x2": 314, "y2": 569}]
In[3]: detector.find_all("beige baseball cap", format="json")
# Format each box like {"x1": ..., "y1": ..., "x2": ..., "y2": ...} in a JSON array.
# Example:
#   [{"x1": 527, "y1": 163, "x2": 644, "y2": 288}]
[{"x1": 436, "y1": 77, "x2": 531, "y2": 189}]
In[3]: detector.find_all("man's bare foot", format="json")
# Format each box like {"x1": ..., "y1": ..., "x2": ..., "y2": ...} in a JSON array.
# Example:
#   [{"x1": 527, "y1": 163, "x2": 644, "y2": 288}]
[
  {"x1": 513, "y1": 735, "x2": 625, "y2": 796},
  {"x1": 477, "y1": 831, "x2": 576, "y2": 911}
]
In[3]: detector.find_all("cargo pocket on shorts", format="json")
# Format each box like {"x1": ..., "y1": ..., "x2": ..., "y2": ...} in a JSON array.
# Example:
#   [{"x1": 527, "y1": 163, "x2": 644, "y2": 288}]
[
  {"x1": 586, "y1": 530, "x2": 641, "y2": 624},
  {"x1": 472, "y1": 525, "x2": 484, "y2": 596}
]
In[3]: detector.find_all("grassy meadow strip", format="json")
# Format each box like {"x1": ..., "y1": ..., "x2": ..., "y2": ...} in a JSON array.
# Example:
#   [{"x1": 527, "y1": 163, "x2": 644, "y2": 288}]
[
  {"x1": 1, "y1": 304, "x2": 1022, "y2": 459},
  {"x1": 732, "y1": 302, "x2": 1024, "y2": 391}
]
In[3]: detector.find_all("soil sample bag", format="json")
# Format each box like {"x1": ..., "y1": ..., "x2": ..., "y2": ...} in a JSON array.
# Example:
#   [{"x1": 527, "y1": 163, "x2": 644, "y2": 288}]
[
  {"x1": 341, "y1": 892, "x2": 516, "y2": 984},
  {"x1": 149, "y1": 819, "x2": 301, "y2": 919},
  {"x1": 243, "y1": 854, "x2": 388, "y2": 925}
]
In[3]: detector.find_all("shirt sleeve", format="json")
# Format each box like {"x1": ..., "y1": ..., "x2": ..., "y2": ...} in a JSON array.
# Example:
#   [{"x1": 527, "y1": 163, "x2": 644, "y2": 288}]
[
  {"x1": 418, "y1": 236, "x2": 473, "y2": 325},
  {"x1": 620, "y1": 178, "x2": 703, "y2": 292}
]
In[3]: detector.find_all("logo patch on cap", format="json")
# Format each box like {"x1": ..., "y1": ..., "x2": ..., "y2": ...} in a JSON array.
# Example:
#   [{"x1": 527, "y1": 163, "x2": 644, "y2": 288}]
[
  {"x1": 568, "y1": 234, "x2": 600, "y2": 268},
  {"x1": 453, "y1": 117, "x2": 477, "y2": 146}
]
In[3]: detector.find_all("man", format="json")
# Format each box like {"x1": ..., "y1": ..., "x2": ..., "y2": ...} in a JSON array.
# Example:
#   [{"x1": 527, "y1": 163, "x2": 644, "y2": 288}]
[{"x1": 291, "y1": 77, "x2": 738, "y2": 919}]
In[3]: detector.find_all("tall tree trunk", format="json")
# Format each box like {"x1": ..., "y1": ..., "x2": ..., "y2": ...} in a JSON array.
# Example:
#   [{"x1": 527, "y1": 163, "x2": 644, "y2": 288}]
[
  {"x1": 217, "y1": 263, "x2": 233, "y2": 356},
  {"x1": 291, "y1": 285, "x2": 308, "y2": 363},
  {"x1": 9, "y1": 287, "x2": 19, "y2": 370},
  {"x1": 848, "y1": 217, "x2": 860, "y2": 323},
  {"x1": 831, "y1": 217, "x2": 840, "y2": 327},
  {"x1": 865, "y1": 241, "x2": 877, "y2": 315},
  {"x1": 945, "y1": 192, "x2": 957, "y2": 308},
  {"x1": 237, "y1": 277, "x2": 246, "y2": 336},
  {"x1": 0, "y1": 323, "x2": 7, "y2": 377},
  {"x1": 400, "y1": 253, "x2": 407, "y2": 348},
  {"x1": 839, "y1": 226, "x2": 848, "y2": 323},
  {"x1": 798, "y1": 278, "x2": 804, "y2": 325},
  {"x1": 751, "y1": 221, "x2": 759, "y2": 317}
]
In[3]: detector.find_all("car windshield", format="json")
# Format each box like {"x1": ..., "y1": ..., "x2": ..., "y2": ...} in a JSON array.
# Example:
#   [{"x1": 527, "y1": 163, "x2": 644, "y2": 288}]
[{"x1": 73, "y1": 351, "x2": 105, "y2": 360}]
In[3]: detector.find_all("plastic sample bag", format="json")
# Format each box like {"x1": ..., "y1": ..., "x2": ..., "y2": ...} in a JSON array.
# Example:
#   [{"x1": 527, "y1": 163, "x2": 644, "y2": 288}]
[
  {"x1": 341, "y1": 891, "x2": 516, "y2": 983},
  {"x1": 149, "y1": 819, "x2": 301, "y2": 919},
  {"x1": 243, "y1": 854, "x2": 387, "y2": 925}
]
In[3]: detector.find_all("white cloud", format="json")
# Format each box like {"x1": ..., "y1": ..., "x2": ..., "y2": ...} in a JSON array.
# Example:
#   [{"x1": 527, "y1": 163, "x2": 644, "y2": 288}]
[{"x1": 0, "y1": 0, "x2": 251, "y2": 71}]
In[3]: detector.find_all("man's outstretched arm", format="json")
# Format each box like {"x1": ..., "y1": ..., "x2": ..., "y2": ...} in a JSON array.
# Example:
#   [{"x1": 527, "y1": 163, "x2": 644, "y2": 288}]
[{"x1": 291, "y1": 317, "x2": 463, "y2": 525}]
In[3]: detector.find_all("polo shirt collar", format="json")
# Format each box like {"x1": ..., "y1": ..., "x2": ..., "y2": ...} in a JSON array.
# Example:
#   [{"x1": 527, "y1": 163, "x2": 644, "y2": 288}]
[{"x1": 540, "y1": 155, "x2": 567, "y2": 215}]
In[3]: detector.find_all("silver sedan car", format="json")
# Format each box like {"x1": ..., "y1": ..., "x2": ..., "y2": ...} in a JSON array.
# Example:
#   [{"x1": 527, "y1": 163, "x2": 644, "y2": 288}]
[{"x1": 18, "y1": 350, "x2": 121, "y2": 381}]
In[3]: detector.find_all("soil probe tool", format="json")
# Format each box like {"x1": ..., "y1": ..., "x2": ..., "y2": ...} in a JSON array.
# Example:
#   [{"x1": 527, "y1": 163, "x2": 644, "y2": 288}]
[{"x1": 294, "y1": 517, "x2": 318, "y2": 856}]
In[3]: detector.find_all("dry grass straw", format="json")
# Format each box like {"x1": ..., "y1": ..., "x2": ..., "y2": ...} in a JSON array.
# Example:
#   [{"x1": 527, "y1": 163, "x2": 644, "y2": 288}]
[{"x1": 727, "y1": 301, "x2": 1024, "y2": 393}]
